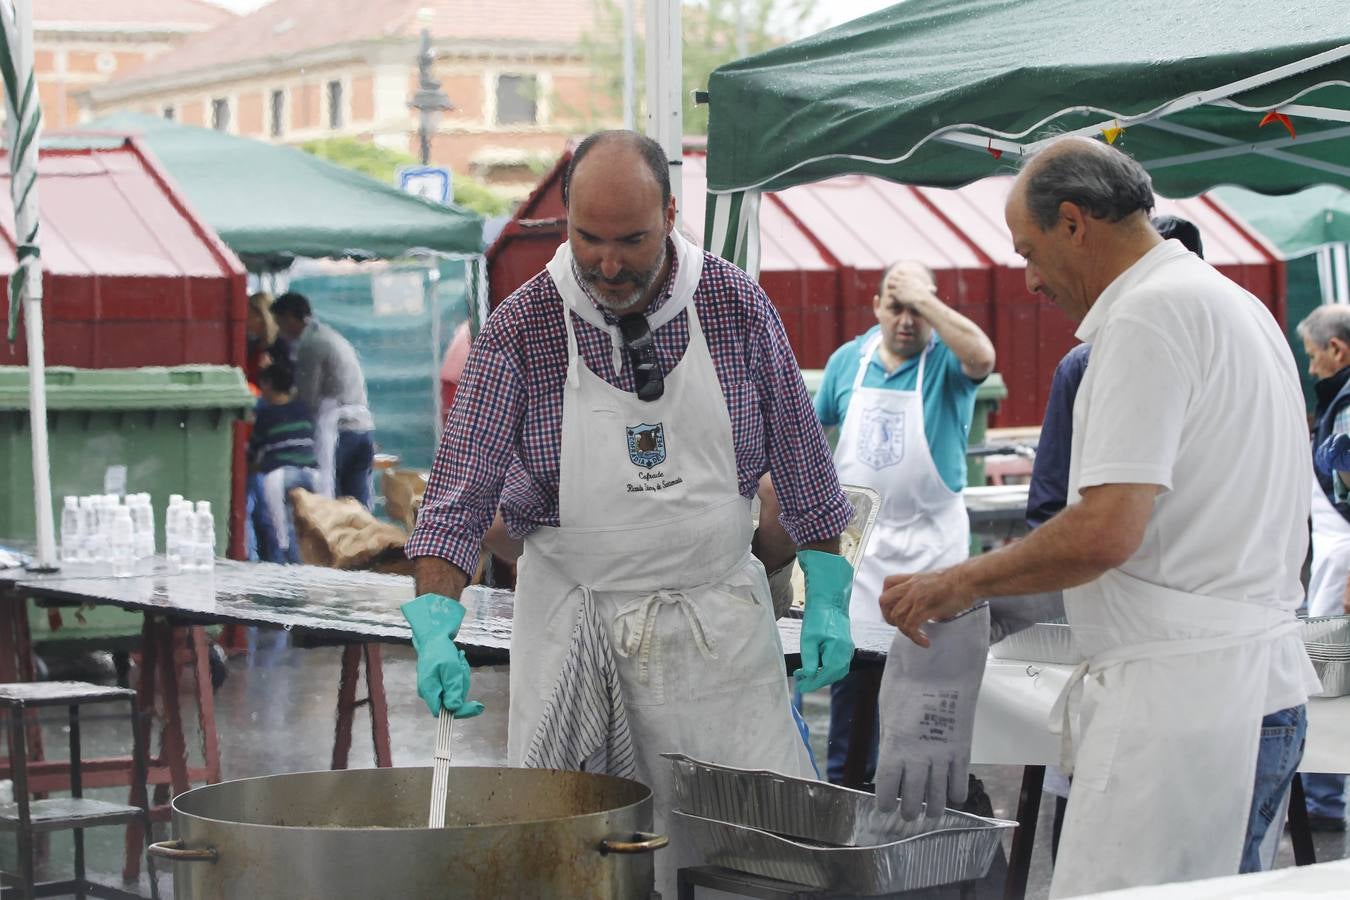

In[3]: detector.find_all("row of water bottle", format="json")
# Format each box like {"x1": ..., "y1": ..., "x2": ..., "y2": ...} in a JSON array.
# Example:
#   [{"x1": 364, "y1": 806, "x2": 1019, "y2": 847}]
[{"x1": 59, "y1": 493, "x2": 215, "y2": 575}]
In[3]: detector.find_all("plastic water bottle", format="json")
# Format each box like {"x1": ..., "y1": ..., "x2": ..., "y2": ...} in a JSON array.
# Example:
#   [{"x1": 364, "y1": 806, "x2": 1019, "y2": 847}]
[
  {"x1": 129, "y1": 494, "x2": 155, "y2": 559},
  {"x1": 192, "y1": 501, "x2": 215, "y2": 572},
  {"x1": 110, "y1": 507, "x2": 136, "y2": 577},
  {"x1": 77, "y1": 496, "x2": 99, "y2": 562},
  {"x1": 165, "y1": 498, "x2": 187, "y2": 571},
  {"x1": 60, "y1": 496, "x2": 82, "y2": 564}
]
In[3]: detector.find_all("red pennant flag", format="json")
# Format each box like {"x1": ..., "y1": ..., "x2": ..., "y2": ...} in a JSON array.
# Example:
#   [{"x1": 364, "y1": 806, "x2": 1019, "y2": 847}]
[
  {"x1": 987, "y1": 139, "x2": 1003, "y2": 160},
  {"x1": 1259, "y1": 110, "x2": 1296, "y2": 140}
]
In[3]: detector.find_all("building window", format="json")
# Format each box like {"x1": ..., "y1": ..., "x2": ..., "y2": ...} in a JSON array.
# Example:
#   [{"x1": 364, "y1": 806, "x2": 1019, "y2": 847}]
[
  {"x1": 211, "y1": 98, "x2": 230, "y2": 131},
  {"x1": 270, "y1": 89, "x2": 285, "y2": 137},
  {"x1": 162, "y1": 105, "x2": 175, "y2": 121},
  {"x1": 326, "y1": 80, "x2": 343, "y2": 129},
  {"x1": 495, "y1": 74, "x2": 537, "y2": 126}
]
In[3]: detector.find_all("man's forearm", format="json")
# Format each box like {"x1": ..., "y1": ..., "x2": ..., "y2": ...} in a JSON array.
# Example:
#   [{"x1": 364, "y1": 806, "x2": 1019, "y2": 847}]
[
  {"x1": 952, "y1": 484, "x2": 1157, "y2": 600},
  {"x1": 413, "y1": 555, "x2": 473, "y2": 600},
  {"x1": 915, "y1": 298, "x2": 995, "y2": 377}
]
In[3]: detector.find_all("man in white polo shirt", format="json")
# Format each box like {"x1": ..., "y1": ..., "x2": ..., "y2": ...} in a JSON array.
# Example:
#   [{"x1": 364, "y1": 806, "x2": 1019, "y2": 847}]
[{"x1": 877, "y1": 136, "x2": 1320, "y2": 896}]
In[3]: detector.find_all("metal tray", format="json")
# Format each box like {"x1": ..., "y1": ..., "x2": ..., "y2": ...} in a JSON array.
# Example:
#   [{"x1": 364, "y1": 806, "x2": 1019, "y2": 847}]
[
  {"x1": 1312, "y1": 659, "x2": 1350, "y2": 698},
  {"x1": 665, "y1": 754, "x2": 1015, "y2": 895},
  {"x1": 1303, "y1": 615, "x2": 1350, "y2": 649},
  {"x1": 839, "y1": 485, "x2": 881, "y2": 570},
  {"x1": 988, "y1": 620, "x2": 1082, "y2": 665}
]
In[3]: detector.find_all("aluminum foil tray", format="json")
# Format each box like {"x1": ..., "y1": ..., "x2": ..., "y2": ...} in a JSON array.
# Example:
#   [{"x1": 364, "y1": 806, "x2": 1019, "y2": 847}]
[
  {"x1": 665, "y1": 754, "x2": 1014, "y2": 895},
  {"x1": 1312, "y1": 660, "x2": 1350, "y2": 698},
  {"x1": 1303, "y1": 615, "x2": 1350, "y2": 649},
  {"x1": 840, "y1": 484, "x2": 881, "y2": 570},
  {"x1": 988, "y1": 620, "x2": 1082, "y2": 665}
]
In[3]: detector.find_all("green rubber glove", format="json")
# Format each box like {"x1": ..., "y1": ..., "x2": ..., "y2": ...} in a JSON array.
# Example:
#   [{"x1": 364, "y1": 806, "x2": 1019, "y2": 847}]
[
  {"x1": 793, "y1": 549, "x2": 855, "y2": 692},
  {"x1": 401, "y1": 593, "x2": 485, "y2": 719}
]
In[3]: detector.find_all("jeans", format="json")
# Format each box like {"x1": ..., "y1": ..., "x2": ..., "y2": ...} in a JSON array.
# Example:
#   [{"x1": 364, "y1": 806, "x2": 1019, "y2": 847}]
[
  {"x1": 1303, "y1": 773, "x2": 1348, "y2": 821},
  {"x1": 335, "y1": 429, "x2": 375, "y2": 509},
  {"x1": 826, "y1": 670, "x2": 880, "y2": 784},
  {"x1": 247, "y1": 472, "x2": 277, "y2": 563},
  {"x1": 255, "y1": 467, "x2": 318, "y2": 564},
  {"x1": 1241, "y1": 704, "x2": 1308, "y2": 873}
]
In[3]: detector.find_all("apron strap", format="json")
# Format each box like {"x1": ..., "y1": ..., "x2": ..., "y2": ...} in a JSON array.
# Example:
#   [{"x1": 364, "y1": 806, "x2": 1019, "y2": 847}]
[
  {"x1": 1048, "y1": 618, "x2": 1302, "y2": 774},
  {"x1": 612, "y1": 588, "x2": 721, "y2": 684}
]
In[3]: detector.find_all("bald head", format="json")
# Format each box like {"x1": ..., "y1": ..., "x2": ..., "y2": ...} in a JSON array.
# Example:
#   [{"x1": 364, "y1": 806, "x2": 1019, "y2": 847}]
[
  {"x1": 1014, "y1": 136, "x2": 1155, "y2": 232},
  {"x1": 563, "y1": 130, "x2": 670, "y2": 209}
]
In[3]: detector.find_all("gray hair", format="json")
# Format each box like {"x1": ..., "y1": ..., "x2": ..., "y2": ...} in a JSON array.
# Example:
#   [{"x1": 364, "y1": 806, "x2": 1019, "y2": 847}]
[
  {"x1": 1297, "y1": 304, "x2": 1350, "y2": 349},
  {"x1": 1022, "y1": 139, "x2": 1156, "y2": 231}
]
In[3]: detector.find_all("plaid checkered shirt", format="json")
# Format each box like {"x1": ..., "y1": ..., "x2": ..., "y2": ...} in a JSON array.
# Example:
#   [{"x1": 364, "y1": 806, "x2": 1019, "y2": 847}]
[{"x1": 405, "y1": 244, "x2": 853, "y2": 576}]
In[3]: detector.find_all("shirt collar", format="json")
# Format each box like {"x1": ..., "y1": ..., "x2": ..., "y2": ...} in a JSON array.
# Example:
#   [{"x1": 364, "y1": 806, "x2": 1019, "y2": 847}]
[{"x1": 1075, "y1": 239, "x2": 1190, "y2": 343}]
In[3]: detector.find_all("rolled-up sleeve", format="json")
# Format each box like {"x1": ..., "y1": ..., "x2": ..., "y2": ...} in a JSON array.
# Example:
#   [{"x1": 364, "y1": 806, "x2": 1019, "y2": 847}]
[
  {"x1": 749, "y1": 293, "x2": 853, "y2": 545},
  {"x1": 405, "y1": 327, "x2": 526, "y2": 575}
]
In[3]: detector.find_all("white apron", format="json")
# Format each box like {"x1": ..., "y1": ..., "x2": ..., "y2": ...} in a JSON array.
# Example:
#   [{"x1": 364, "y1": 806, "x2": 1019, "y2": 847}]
[
  {"x1": 833, "y1": 333, "x2": 969, "y2": 625},
  {"x1": 1308, "y1": 478, "x2": 1350, "y2": 618},
  {"x1": 511, "y1": 235, "x2": 814, "y2": 896},
  {"x1": 1048, "y1": 568, "x2": 1305, "y2": 897},
  {"x1": 313, "y1": 398, "x2": 340, "y2": 498}
]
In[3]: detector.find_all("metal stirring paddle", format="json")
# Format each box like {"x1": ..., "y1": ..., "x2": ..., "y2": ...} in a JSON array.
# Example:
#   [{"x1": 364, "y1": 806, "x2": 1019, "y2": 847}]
[{"x1": 428, "y1": 709, "x2": 454, "y2": 828}]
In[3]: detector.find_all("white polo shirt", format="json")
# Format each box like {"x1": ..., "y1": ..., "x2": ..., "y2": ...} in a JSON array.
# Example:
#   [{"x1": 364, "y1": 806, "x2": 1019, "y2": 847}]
[{"x1": 1068, "y1": 239, "x2": 1319, "y2": 712}]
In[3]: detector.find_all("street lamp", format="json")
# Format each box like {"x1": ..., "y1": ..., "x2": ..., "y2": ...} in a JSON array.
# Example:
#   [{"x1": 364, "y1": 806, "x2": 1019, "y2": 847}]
[{"x1": 409, "y1": 17, "x2": 453, "y2": 166}]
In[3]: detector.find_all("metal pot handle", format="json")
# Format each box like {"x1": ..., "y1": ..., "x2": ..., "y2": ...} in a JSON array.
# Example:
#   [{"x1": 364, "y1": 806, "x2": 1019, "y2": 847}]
[
  {"x1": 147, "y1": 839, "x2": 219, "y2": 863},
  {"x1": 599, "y1": 832, "x2": 669, "y2": 854}
]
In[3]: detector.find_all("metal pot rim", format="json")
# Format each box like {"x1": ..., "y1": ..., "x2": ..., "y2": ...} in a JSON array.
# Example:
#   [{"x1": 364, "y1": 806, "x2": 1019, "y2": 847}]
[{"x1": 171, "y1": 765, "x2": 654, "y2": 833}]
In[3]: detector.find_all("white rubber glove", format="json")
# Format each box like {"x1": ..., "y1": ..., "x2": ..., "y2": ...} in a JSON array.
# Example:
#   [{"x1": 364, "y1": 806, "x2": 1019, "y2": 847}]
[
  {"x1": 875, "y1": 603, "x2": 990, "y2": 820},
  {"x1": 987, "y1": 590, "x2": 1064, "y2": 644}
]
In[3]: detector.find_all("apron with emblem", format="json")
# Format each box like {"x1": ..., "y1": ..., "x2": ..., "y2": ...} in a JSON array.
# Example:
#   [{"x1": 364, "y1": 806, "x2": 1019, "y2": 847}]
[{"x1": 832, "y1": 332, "x2": 969, "y2": 624}]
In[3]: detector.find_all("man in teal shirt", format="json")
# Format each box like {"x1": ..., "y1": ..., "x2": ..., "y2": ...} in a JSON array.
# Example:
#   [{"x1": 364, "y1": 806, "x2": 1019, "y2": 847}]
[{"x1": 818, "y1": 260, "x2": 994, "y2": 784}]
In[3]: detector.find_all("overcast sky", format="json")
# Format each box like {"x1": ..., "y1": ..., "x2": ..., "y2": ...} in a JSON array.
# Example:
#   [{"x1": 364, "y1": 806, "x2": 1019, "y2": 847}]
[{"x1": 204, "y1": 0, "x2": 898, "y2": 30}]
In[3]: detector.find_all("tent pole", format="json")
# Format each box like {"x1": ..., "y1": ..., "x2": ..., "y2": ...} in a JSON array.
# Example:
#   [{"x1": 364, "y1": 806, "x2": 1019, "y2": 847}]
[
  {"x1": 645, "y1": 0, "x2": 683, "y2": 220},
  {"x1": 24, "y1": 293, "x2": 55, "y2": 567}
]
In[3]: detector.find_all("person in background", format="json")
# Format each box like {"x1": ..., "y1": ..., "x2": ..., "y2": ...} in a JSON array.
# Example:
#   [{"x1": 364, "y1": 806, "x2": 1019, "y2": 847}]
[
  {"x1": 880, "y1": 136, "x2": 1318, "y2": 895},
  {"x1": 1296, "y1": 303, "x2": 1350, "y2": 832},
  {"x1": 245, "y1": 291, "x2": 278, "y2": 388},
  {"x1": 812, "y1": 260, "x2": 995, "y2": 786},
  {"x1": 247, "y1": 363, "x2": 319, "y2": 564},
  {"x1": 1015, "y1": 217, "x2": 1317, "y2": 869},
  {"x1": 270, "y1": 292, "x2": 376, "y2": 508}
]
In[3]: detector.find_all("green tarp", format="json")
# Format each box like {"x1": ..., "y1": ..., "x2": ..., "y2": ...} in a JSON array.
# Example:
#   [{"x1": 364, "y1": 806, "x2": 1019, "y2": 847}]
[
  {"x1": 705, "y1": 0, "x2": 1350, "y2": 198},
  {"x1": 1214, "y1": 185, "x2": 1350, "y2": 257},
  {"x1": 78, "y1": 112, "x2": 482, "y2": 271}
]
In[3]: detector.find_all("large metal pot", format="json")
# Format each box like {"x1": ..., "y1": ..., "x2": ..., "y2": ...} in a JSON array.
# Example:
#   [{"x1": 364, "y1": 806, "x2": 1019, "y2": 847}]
[{"x1": 149, "y1": 766, "x2": 664, "y2": 899}]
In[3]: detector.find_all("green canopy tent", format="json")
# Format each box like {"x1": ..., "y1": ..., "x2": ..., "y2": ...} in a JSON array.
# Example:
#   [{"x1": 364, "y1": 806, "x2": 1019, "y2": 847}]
[
  {"x1": 1215, "y1": 185, "x2": 1350, "y2": 258},
  {"x1": 78, "y1": 112, "x2": 482, "y2": 271},
  {"x1": 703, "y1": 0, "x2": 1350, "y2": 269}
]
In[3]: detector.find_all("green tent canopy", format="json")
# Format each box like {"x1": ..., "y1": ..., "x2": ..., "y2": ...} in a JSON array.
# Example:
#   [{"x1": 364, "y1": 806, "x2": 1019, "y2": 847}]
[
  {"x1": 77, "y1": 112, "x2": 482, "y2": 271},
  {"x1": 1214, "y1": 185, "x2": 1350, "y2": 257},
  {"x1": 703, "y1": 0, "x2": 1350, "y2": 267}
]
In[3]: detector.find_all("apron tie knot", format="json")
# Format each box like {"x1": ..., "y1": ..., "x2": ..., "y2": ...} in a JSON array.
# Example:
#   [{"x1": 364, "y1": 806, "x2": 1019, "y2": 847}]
[{"x1": 612, "y1": 589, "x2": 719, "y2": 685}]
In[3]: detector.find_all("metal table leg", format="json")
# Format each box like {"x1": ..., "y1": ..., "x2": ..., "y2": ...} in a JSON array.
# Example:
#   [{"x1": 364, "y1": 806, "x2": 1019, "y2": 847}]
[
  {"x1": 1003, "y1": 765, "x2": 1045, "y2": 900},
  {"x1": 1288, "y1": 773, "x2": 1318, "y2": 867}
]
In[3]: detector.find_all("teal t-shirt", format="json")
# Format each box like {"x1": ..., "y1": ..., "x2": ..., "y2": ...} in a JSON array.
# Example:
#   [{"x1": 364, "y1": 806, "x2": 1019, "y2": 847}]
[{"x1": 815, "y1": 328, "x2": 982, "y2": 492}]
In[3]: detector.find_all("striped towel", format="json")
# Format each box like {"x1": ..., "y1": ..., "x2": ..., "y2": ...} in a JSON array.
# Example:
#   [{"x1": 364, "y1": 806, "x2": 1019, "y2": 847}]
[{"x1": 523, "y1": 587, "x2": 637, "y2": 779}]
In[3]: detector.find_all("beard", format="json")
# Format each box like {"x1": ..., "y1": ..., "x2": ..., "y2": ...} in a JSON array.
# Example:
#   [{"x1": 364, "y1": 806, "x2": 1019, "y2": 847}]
[{"x1": 575, "y1": 241, "x2": 668, "y2": 313}]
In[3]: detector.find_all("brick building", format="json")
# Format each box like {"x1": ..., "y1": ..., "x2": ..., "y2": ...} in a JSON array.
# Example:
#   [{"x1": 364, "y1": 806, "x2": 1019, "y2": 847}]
[
  {"x1": 80, "y1": 0, "x2": 614, "y2": 193},
  {"x1": 30, "y1": 0, "x2": 235, "y2": 129}
]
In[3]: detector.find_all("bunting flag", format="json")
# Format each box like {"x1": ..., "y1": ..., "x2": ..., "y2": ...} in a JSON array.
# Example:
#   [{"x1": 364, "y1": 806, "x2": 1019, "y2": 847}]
[
  {"x1": 0, "y1": 0, "x2": 42, "y2": 341},
  {"x1": 1259, "y1": 110, "x2": 1297, "y2": 140},
  {"x1": 987, "y1": 138, "x2": 1003, "y2": 160},
  {"x1": 1102, "y1": 123, "x2": 1125, "y2": 144}
]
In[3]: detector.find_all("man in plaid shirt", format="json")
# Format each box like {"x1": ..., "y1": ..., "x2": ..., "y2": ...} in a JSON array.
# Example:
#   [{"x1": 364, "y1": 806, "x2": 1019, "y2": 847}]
[{"x1": 399, "y1": 130, "x2": 857, "y2": 889}]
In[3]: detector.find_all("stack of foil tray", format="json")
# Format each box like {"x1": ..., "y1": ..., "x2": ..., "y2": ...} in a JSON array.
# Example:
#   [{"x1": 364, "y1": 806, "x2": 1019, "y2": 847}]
[
  {"x1": 988, "y1": 619, "x2": 1082, "y2": 665},
  {"x1": 1303, "y1": 616, "x2": 1350, "y2": 698},
  {"x1": 665, "y1": 754, "x2": 1015, "y2": 895}
]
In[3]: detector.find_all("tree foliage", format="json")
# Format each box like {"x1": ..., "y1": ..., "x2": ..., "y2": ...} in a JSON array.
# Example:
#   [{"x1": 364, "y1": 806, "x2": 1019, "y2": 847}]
[
  {"x1": 576, "y1": 0, "x2": 820, "y2": 134},
  {"x1": 299, "y1": 137, "x2": 514, "y2": 217}
]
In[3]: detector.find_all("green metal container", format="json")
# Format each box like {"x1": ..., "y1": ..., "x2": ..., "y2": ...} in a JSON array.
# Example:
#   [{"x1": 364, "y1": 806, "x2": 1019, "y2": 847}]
[
  {"x1": 0, "y1": 366, "x2": 253, "y2": 649},
  {"x1": 966, "y1": 373, "x2": 1008, "y2": 488}
]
